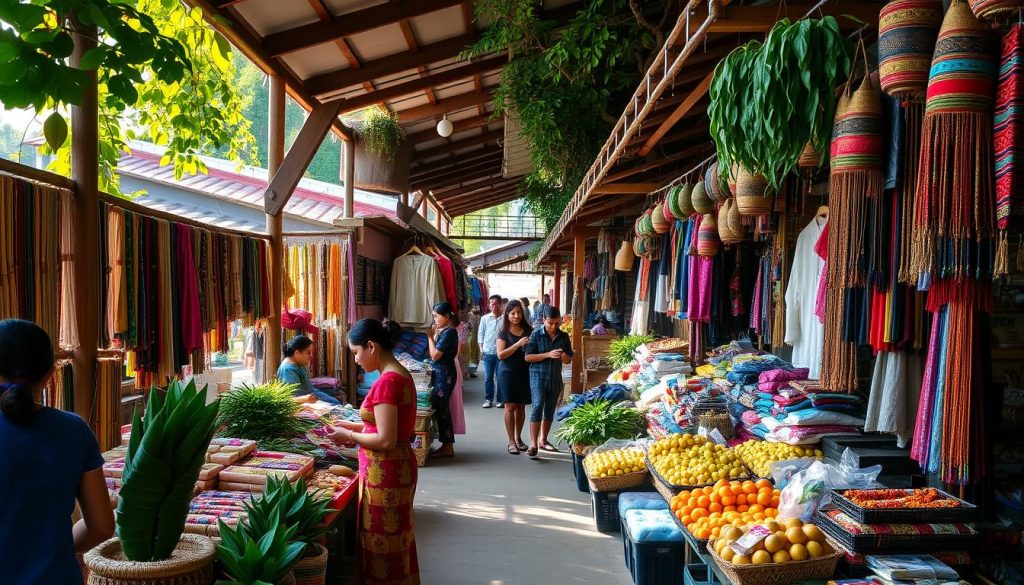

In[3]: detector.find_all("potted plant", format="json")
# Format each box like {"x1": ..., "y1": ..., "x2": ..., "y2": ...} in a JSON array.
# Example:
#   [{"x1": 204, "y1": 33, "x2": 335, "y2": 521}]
[
  {"x1": 84, "y1": 380, "x2": 221, "y2": 585},
  {"x1": 553, "y1": 400, "x2": 645, "y2": 455},
  {"x1": 215, "y1": 509, "x2": 306, "y2": 585},
  {"x1": 352, "y1": 106, "x2": 411, "y2": 194},
  {"x1": 238, "y1": 477, "x2": 332, "y2": 585}
]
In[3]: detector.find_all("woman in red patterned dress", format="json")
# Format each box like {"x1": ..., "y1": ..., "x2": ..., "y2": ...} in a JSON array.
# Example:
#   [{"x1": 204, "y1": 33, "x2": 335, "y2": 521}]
[{"x1": 330, "y1": 319, "x2": 419, "y2": 585}]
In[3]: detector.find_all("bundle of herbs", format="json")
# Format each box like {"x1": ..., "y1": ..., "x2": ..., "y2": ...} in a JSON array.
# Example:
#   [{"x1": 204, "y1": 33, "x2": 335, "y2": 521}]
[
  {"x1": 216, "y1": 381, "x2": 314, "y2": 447},
  {"x1": 608, "y1": 333, "x2": 655, "y2": 369},
  {"x1": 554, "y1": 400, "x2": 644, "y2": 448}
]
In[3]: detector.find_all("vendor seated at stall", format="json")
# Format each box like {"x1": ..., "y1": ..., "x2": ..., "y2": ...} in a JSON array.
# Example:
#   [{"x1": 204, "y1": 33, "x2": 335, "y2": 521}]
[
  {"x1": 277, "y1": 336, "x2": 341, "y2": 405},
  {"x1": 590, "y1": 316, "x2": 614, "y2": 336}
]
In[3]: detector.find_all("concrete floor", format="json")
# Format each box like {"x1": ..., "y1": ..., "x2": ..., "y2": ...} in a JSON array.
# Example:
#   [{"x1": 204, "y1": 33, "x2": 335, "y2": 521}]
[{"x1": 414, "y1": 375, "x2": 633, "y2": 585}]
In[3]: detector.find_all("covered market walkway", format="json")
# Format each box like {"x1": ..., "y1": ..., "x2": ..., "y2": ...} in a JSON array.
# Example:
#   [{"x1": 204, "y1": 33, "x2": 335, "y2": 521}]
[{"x1": 416, "y1": 375, "x2": 631, "y2": 585}]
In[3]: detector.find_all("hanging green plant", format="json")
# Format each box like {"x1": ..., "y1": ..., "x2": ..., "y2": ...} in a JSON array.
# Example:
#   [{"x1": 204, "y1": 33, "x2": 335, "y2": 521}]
[
  {"x1": 358, "y1": 106, "x2": 404, "y2": 162},
  {"x1": 709, "y1": 17, "x2": 852, "y2": 189}
]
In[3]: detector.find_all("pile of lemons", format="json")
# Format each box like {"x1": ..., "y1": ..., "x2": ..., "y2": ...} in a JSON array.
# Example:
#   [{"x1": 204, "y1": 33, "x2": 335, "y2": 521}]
[
  {"x1": 584, "y1": 448, "x2": 645, "y2": 478},
  {"x1": 733, "y1": 440, "x2": 824, "y2": 477},
  {"x1": 712, "y1": 517, "x2": 832, "y2": 566},
  {"x1": 648, "y1": 433, "x2": 746, "y2": 486}
]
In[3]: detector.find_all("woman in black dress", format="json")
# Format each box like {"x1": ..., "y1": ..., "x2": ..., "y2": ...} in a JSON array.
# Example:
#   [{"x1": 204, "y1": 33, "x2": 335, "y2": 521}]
[
  {"x1": 496, "y1": 299, "x2": 532, "y2": 454},
  {"x1": 428, "y1": 302, "x2": 458, "y2": 459}
]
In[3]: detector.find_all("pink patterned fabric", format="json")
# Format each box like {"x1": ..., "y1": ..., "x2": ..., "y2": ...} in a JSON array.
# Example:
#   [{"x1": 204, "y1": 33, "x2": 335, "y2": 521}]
[
  {"x1": 911, "y1": 311, "x2": 943, "y2": 464},
  {"x1": 813, "y1": 222, "x2": 829, "y2": 323}
]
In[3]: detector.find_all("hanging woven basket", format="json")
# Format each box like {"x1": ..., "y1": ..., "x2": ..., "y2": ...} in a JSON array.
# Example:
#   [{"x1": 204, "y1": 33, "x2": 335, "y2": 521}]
[
  {"x1": 728, "y1": 164, "x2": 740, "y2": 197},
  {"x1": 632, "y1": 236, "x2": 644, "y2": 257},
  {"x1": 697, "y1": 214, "x2": 720, "y2": 256},
  {"x1": 651, "y1": 203, "x2": 671, "y2": 233},
  {"x1": 728, "y1": 198, "x2": 748, "y2": 241},
  {"x1": 879, "y1": 0, "x2": 944, "y2": 102},
  {"x1": 970, "y1": 0, "x2": 1024, "y2": 21},
  {"x1": 717, "y1": 201, "x2": 737, "y2": 244},
  {"x1": 615, "y1": 240, "x2": 635, "y2": 271},
  {"x1": 798, "y1": 140, "x2": 823, "y2": 171},
  {"x1": 691, "y1": 180, "x2": 713, "y2": 214},
  {"x1": 667, "y1": 186, "x2": 686, "y2": 219},
  {"x1": 705, "y1": 162, "x2": 726, "y2": 203},
  {"x1": 677, "y1": 183, "x2": 695, "y2": 217},
  {"x1": 84, "y1": 535, "x2": 216, "y2": 585},
  {"x1": 735, "y1": 167, "x2": 772, "y2": 216},
  {"x1": 831, "y1": 76, "x2": 884, "y2": 177}
]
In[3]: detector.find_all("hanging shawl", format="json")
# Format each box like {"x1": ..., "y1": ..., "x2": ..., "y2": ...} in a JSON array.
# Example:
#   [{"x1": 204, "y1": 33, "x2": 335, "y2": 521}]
[
  {"x1": 910, "y1": 0, "x2": 997, "y2": 284},
  {"x1": 995, "y1": 24, "x2": 1024, "y2": 272}
]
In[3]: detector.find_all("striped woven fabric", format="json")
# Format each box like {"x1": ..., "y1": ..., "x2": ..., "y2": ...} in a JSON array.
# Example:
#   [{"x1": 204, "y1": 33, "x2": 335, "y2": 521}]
[
  {"x1": 970, "y1": 0, "x2": 1024, "y2": 21},
  {"x1": 995, "y1": 24, "x2": 1024, "y2": 230},
  {"x1": 926, "y1": 0, "x2": 998, "y2": 115},
  {"x1": 879, "y1": 0, "x2": 944, "y2": 101},
  {"x1": 830, "y1": 78, "x2": 885, "y2": 173},
  {"x1": 696, "y1": 213, "x2": 719, "y2": 257}
]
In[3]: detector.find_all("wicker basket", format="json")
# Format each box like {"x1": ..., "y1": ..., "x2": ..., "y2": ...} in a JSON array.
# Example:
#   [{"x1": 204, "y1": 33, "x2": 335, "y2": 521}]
[
  {"x1": 85, "y1": 534, "x2": 216, "y2": 585},
  {"x1": 292, "y1": 543, "x2": 328, "y2": 585},
  {"x1": 587, "y1": 469, "x2": 649, "y2": 492},
  {"x1": 412, "y1": 431, "x2": 433, "y2": 467},
  {"x1": 706, "y1": 536, "x2": 841, "y2": 585},
  {"x1": 652, "y1": 472, "x2": 680, "y2": 502},
  {"x1": 414, "y1": 410, "x2": 435, "y2": 432},
  {"x1": 735, "y1": 168, "x2": 771, "y2": 216},
  {"x1": 798, "y1": 140, "x2": 824, "y2": 170},
  {"x1": 697, "y1": 412, "x2": 734, "y2": 439},
  {"x1": 572, "y1": 443, "x2": 594, "y2": 456}
]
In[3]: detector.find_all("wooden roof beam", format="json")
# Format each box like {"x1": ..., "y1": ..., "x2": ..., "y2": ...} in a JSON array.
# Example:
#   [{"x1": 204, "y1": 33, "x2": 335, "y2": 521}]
[
  {"x1": 411, "y1": 153, "x2": 503, "y2": 183},
  {"x1": 414, "y1": 162, "x2": 503, "y2": 190},
  {"x1": 407, "y1": 114, "x2": 499, "y2": 144},
  {"x1": 265, "y1": 99, "x2": 345, "y2": 215},
  {"x1": 328, "y1": 55, "x2": 506, "y2": 105},
  {"x1": 689, "y1": 3, "x2": 884, "y2": 36},
  {"x1": 604, "y1": 143, "x2": 708, "y2": 184},
  {"x1": 397, "y1": 89, "x2": 495, "y2": 125},
  {"x1": 411, "y1": 146, "x2": 502, "y2": 176},
  {"x1": 265, "y1": 0, "x2": 466, "y2": 57},
  {"x1": 433, "y1": 176, "x2": 518, "y2": 198},
  {"x1": 413, "y1": 128, "x2": 503, "y2": 160},
  {"x1": 626, "y1": 124, "x2": 706, "y2": 157},
  {"x1": 591, "y1": 182, "x2": 662, "y2": 195},
  {"x1": 446, "y1": 190, "x2": 521, "y2": 216},
  {"x1": 638, "y1": 70, "x2": 714, "y2": 157}
]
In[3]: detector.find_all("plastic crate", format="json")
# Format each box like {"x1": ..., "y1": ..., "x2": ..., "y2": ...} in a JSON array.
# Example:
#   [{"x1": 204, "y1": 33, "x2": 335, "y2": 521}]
[
  {"x1": 683, "y1": 564, "x2": 717, "y2": 585},
  {"x1": 572, "y1": 451, "x2": 589, "y2": 493},
  {"x1": 591, "y1": 490, "x2": 621, "y2": 533},
  {"x1": 623, "y1": 513, "x2": 686, "y2": 585}
]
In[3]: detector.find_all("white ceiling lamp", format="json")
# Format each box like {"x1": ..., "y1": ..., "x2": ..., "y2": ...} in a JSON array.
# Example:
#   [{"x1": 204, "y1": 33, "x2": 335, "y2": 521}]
[{"x1": 436, "y1": 114, "x2": 453, "y2": 138}]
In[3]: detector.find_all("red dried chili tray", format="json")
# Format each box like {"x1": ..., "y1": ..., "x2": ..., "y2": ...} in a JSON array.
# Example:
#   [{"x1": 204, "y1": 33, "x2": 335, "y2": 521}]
[{"x1": 832, "y1": 488, "x2": 977, "y2": 524}]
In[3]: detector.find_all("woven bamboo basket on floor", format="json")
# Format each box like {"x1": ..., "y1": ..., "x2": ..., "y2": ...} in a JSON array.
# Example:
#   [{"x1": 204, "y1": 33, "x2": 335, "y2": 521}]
[
  {"x1": 697, "y1": 412, "x2": 734, "y2": 439},
  {"x1": 85, "y1": 534, "x2": 216, "y2": 585},
  {"x1": 292, "y1": 543, "x2": 329, "y2": 585},
  {"x1": 707, "y1": 537, "x2": 841, "y2": 585}
]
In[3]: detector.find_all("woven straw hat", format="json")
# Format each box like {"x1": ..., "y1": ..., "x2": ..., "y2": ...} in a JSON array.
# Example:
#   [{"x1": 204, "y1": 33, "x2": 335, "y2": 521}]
[{"x1": 879, "y1": 0, "x2": 944, "y2": 101}]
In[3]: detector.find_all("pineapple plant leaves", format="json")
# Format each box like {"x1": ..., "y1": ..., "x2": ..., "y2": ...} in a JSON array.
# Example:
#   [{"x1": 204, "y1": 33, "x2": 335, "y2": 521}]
[{"x1": 116, "y1": 379, "x2": 219, "y2": 562}]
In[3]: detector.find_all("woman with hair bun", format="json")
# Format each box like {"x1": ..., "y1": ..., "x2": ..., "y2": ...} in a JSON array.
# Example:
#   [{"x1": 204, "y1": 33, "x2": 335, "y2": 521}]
[
  {"x1": 330, "y1": 318, "x2": 420, "y2": 585},
  {"x1": 0, "y1": 319, "x2": 115, "y2": 584},
  {"x1": 277, "y1": 335, "x2": 341, "y2": 405},
  {"x1": 426, "y1": 301, "x2": 458, "y2": 458}
]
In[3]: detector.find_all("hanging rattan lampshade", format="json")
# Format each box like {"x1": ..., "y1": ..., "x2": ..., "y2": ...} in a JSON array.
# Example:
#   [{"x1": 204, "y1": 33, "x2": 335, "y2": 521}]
[
  {"x1": 879, "y1": 0, "x2": 944, "y2": 102},
  {"x1": 614, "y1": 240, "x2": 635, "y2": 271}
]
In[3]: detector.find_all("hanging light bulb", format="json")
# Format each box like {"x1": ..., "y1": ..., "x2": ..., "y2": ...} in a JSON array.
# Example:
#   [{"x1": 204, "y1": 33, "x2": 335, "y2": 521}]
[{"x1": 436, "y1": 114, "x2": 453, "y2": 137}]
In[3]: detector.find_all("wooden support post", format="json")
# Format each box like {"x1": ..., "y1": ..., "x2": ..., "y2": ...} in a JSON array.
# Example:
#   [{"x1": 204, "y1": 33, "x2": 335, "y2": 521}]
[
  {"x1": 553, "y1": 260, "x2": 562, "y2": 310},
  {"x1": 400, "y1": 191, "x2": 408, "y2": 207},
  {"x1": 420, "y1": 195, "x2": 428, "y2": 217},
  {"x1": 571, "y1": 233, "x2": 586, "y2": 394},
  {"x1": 71, "y1": 20, "x2": 99, "y2": 418},
  {"x1": 343, "y1": 139, "x2": 355, "y2": 219},
  {"x1": 434, "y1": 205, "x2": 442, "y2": 230},
  {"x1": 266, "y1": 75, "x2": 286, "y2": 378},
  {"x1": 265, "y1": 98, "x2": 344, "y2": 216}
]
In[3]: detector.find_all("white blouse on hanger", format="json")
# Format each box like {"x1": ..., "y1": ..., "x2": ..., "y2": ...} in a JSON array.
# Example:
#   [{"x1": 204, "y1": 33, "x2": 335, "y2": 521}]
[{"x1": 784, "y1": 217, "x2": 826, "y2": 379}]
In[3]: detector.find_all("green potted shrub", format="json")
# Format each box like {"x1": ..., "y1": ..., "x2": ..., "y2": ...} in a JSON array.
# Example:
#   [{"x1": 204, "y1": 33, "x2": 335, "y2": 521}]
[
  {"x1": 238, "y1": 477, "x2": 332, "y2": 585},
  {"x1": 352, "y1": 105, "x2": 411, "y2": 194},
  {"x1": 217, "y1": 381, "x2": 315, "y2": 447},
  {"x1": 215, "y1": 508, "x2": 305, "y2": 585},
  {"x1": 84, "y1": 380, "x2": 221, "y2": 585},
  {"x1": 553, "y1": 400, "x2": 645, "y2": 455}
]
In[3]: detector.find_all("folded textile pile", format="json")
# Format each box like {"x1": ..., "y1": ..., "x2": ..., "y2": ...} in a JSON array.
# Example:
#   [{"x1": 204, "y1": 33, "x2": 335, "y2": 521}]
[
  {"x1": 206, "y1": 438, "x2": 257, "y2": 466},
  {"x1": 185, "y1": 490, "x2": 255, "y2": 536},
  {"x1": 219, "y1": 451, "x2": 315, "y2": 492}
]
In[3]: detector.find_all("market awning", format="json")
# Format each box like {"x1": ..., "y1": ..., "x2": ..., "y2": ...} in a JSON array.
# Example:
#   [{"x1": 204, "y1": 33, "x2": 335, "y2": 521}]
[{"x1": 189, "y1": 0, "x2": 585, "y2": 217}]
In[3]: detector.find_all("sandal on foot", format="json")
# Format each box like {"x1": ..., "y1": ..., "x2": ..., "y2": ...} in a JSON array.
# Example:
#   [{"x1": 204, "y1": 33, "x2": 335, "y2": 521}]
[
  {"x1": 429, "y1": 448, "x2": 454, "y2": 459},
  {"x1": 516, "y1": 440, "x2": 528, "y2": 451},
  {"x1": 540, "y1": 442, "x2": 559, "y2": 453},
  {"x1": 507, "y1": 444, "x2": 520, "y2": 455},
  {"x1": 527, "y1": 447, "x2": 539, "y2": 458}
]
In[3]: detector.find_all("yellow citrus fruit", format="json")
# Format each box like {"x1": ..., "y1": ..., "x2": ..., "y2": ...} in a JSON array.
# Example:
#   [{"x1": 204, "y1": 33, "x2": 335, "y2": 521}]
[
  {"x1": 751, "y1": 550, "x2": 771, "y2": 565},
  {"x1": 806, "y1": 541, "x2": 825, "y2": 558},
  {"x1": 733, "y1": 554, "x2": 751, "y2": 565},
  {"x1": 772, "y1": 549, "x2": 792, "y2": 563},
  {"x1": 789, "y1": 544, "x2": 809, "y2": 562},
  {"x1": 802, "y1": 524, "x2": 826, "y2": 544},
  {"x1": 763, "y1": 535, "x2": 785, "y2": 554},
  {"x1": 783, "y1": 517, "x2": 804, "y2": 530},
  {"x1": 786, "y1": 527, "x2": 809, "y2": 545},
  {"x1": 721, "y1": 546, "x2": 736, "y2": 562}
]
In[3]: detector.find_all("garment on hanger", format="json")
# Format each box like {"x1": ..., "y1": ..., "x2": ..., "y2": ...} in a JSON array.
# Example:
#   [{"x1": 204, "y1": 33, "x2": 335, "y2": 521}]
[
  {"x1": 389, "y1": 252, "x2": 446, "y2": 329},
  {"x1": 784, "y1": 217, "x2": 827, "y2": 379}
]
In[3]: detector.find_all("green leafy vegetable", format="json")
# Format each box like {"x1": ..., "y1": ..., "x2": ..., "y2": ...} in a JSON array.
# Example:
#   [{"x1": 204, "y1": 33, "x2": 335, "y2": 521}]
[
  {"x1": 608, "y1": 333, "x2": 655, "y2": 369},
  {"x1": 216, "y1": 381, "x2": 314, "y2": 443},
  {"x1": 553, "y1": 400, "x2": 644, "y2": 447},
  {"x1": 117, "y1": 379, "x2": 220, "y2": 562}
]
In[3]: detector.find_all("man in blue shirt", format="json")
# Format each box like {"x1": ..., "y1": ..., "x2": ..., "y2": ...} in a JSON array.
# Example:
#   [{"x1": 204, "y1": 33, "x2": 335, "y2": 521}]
[
  {"x1": 532, "y1": 293, "x2": 552, "y2": 328},
  {"x1": 525, "y1": 306, "x2": 573, "y2": 458},
  {"x1": 477, "y1": 294, "x2": 503, "y2": 408}
]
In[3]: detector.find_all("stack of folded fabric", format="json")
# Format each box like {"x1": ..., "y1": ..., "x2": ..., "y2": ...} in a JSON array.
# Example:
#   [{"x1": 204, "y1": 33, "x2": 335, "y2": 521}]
[
  {"x1": 219, "y1": 451, "x2": 315, "y2": 493},
  {"x1": 185, "y1": 490, "x2": 254, "y2": 536},
  {"x1": 206, "y1": 438, "x2": 257, "y2": 466}
]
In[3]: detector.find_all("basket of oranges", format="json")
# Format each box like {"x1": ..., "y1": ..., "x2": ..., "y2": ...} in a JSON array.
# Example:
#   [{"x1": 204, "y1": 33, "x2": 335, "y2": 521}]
[
  {"x1": 669, "y1": 479, "x2": 781, "y2": 551},
  {"x1": 707, "y1": 517, "x2": 840, "y2": 585}
]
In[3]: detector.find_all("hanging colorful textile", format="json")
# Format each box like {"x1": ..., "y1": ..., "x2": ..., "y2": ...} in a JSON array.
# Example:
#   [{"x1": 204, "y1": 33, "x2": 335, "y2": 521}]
[
  {"x1": 879, "y1": 0, "x2": 945, "y2": 103},
  {"x1": 94, "y1": 354, "x2": 124, "y2": 451},
  {"x1": 0, "y1": 174, "x2": 66, "y2": 345},
  {"x1": 42, "y1": 358, "x2": 74, "y2": 412},
  {"x1": 970, "y1": 0, "x2": 1024, "y2": 22},
  {"x1": 283, "y1": 238, "x2": 348, "y2": 378},
  {"x1": 995, "y1": 24, "x2": 1024, "y2": 269},
  {"x1": 821, "y1": 65, "x2": 885, "y2": 393}
]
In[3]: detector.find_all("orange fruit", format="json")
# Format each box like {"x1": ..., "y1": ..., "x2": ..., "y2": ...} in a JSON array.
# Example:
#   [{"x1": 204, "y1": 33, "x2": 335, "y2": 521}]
[
  {"x1": 737, "y1": 494, "x2": 748, "y2": 506},
  {"x1": 786, "y1": 527, "x2": 809, "y2": 545},
  {"x1": 771, "y1": 496, "x2": 781, "y2": 508},
  {"x1": 742, "y1": 481, "x2": 757, "y2": 493},
  {"x1": 718, "y1": 486, "x2": 732, "y2": 498},
  {"x1": 710, "y1": 492, "x2": 721, "y2": 504},
  {"x1": 709, "y1": 503, "x2": 723, "y2": 513},
  {"x1": 730, "y1": 484, "x2": 744, "y2": 495},
  {"x1": 748, "y1": 504, "x2": 764, "y2": 514},
  {"x1": 698, "y1": 527, "x2": 712, "y2": 539},
  {"x1": 697, "y1": 495, "x2": 711, "y2": 508},
  {"x1": 756, "y1": 478, "x2": 772, "y2": 490},
  {"x1": 679, "y1": 490, "x2": 691, "y2": 500},
  {"x1": 724, "y1": 505, "x2": 736, "y2": 513},
  {"x1": 712, "y1": 527, "x2": 721, "y2": 538},
  {"x1": 757, "y1": 492, "x2": 772, "y2": 506},
  {"x1": 737, "y1": 505, "x2": 749, "y2": 513},
  {"x1": 721, "y1": 495, "x2": 736, "y2": 506},
  {"x1": 687, "y1": 497, "x2": 698, "y2": 508}
]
